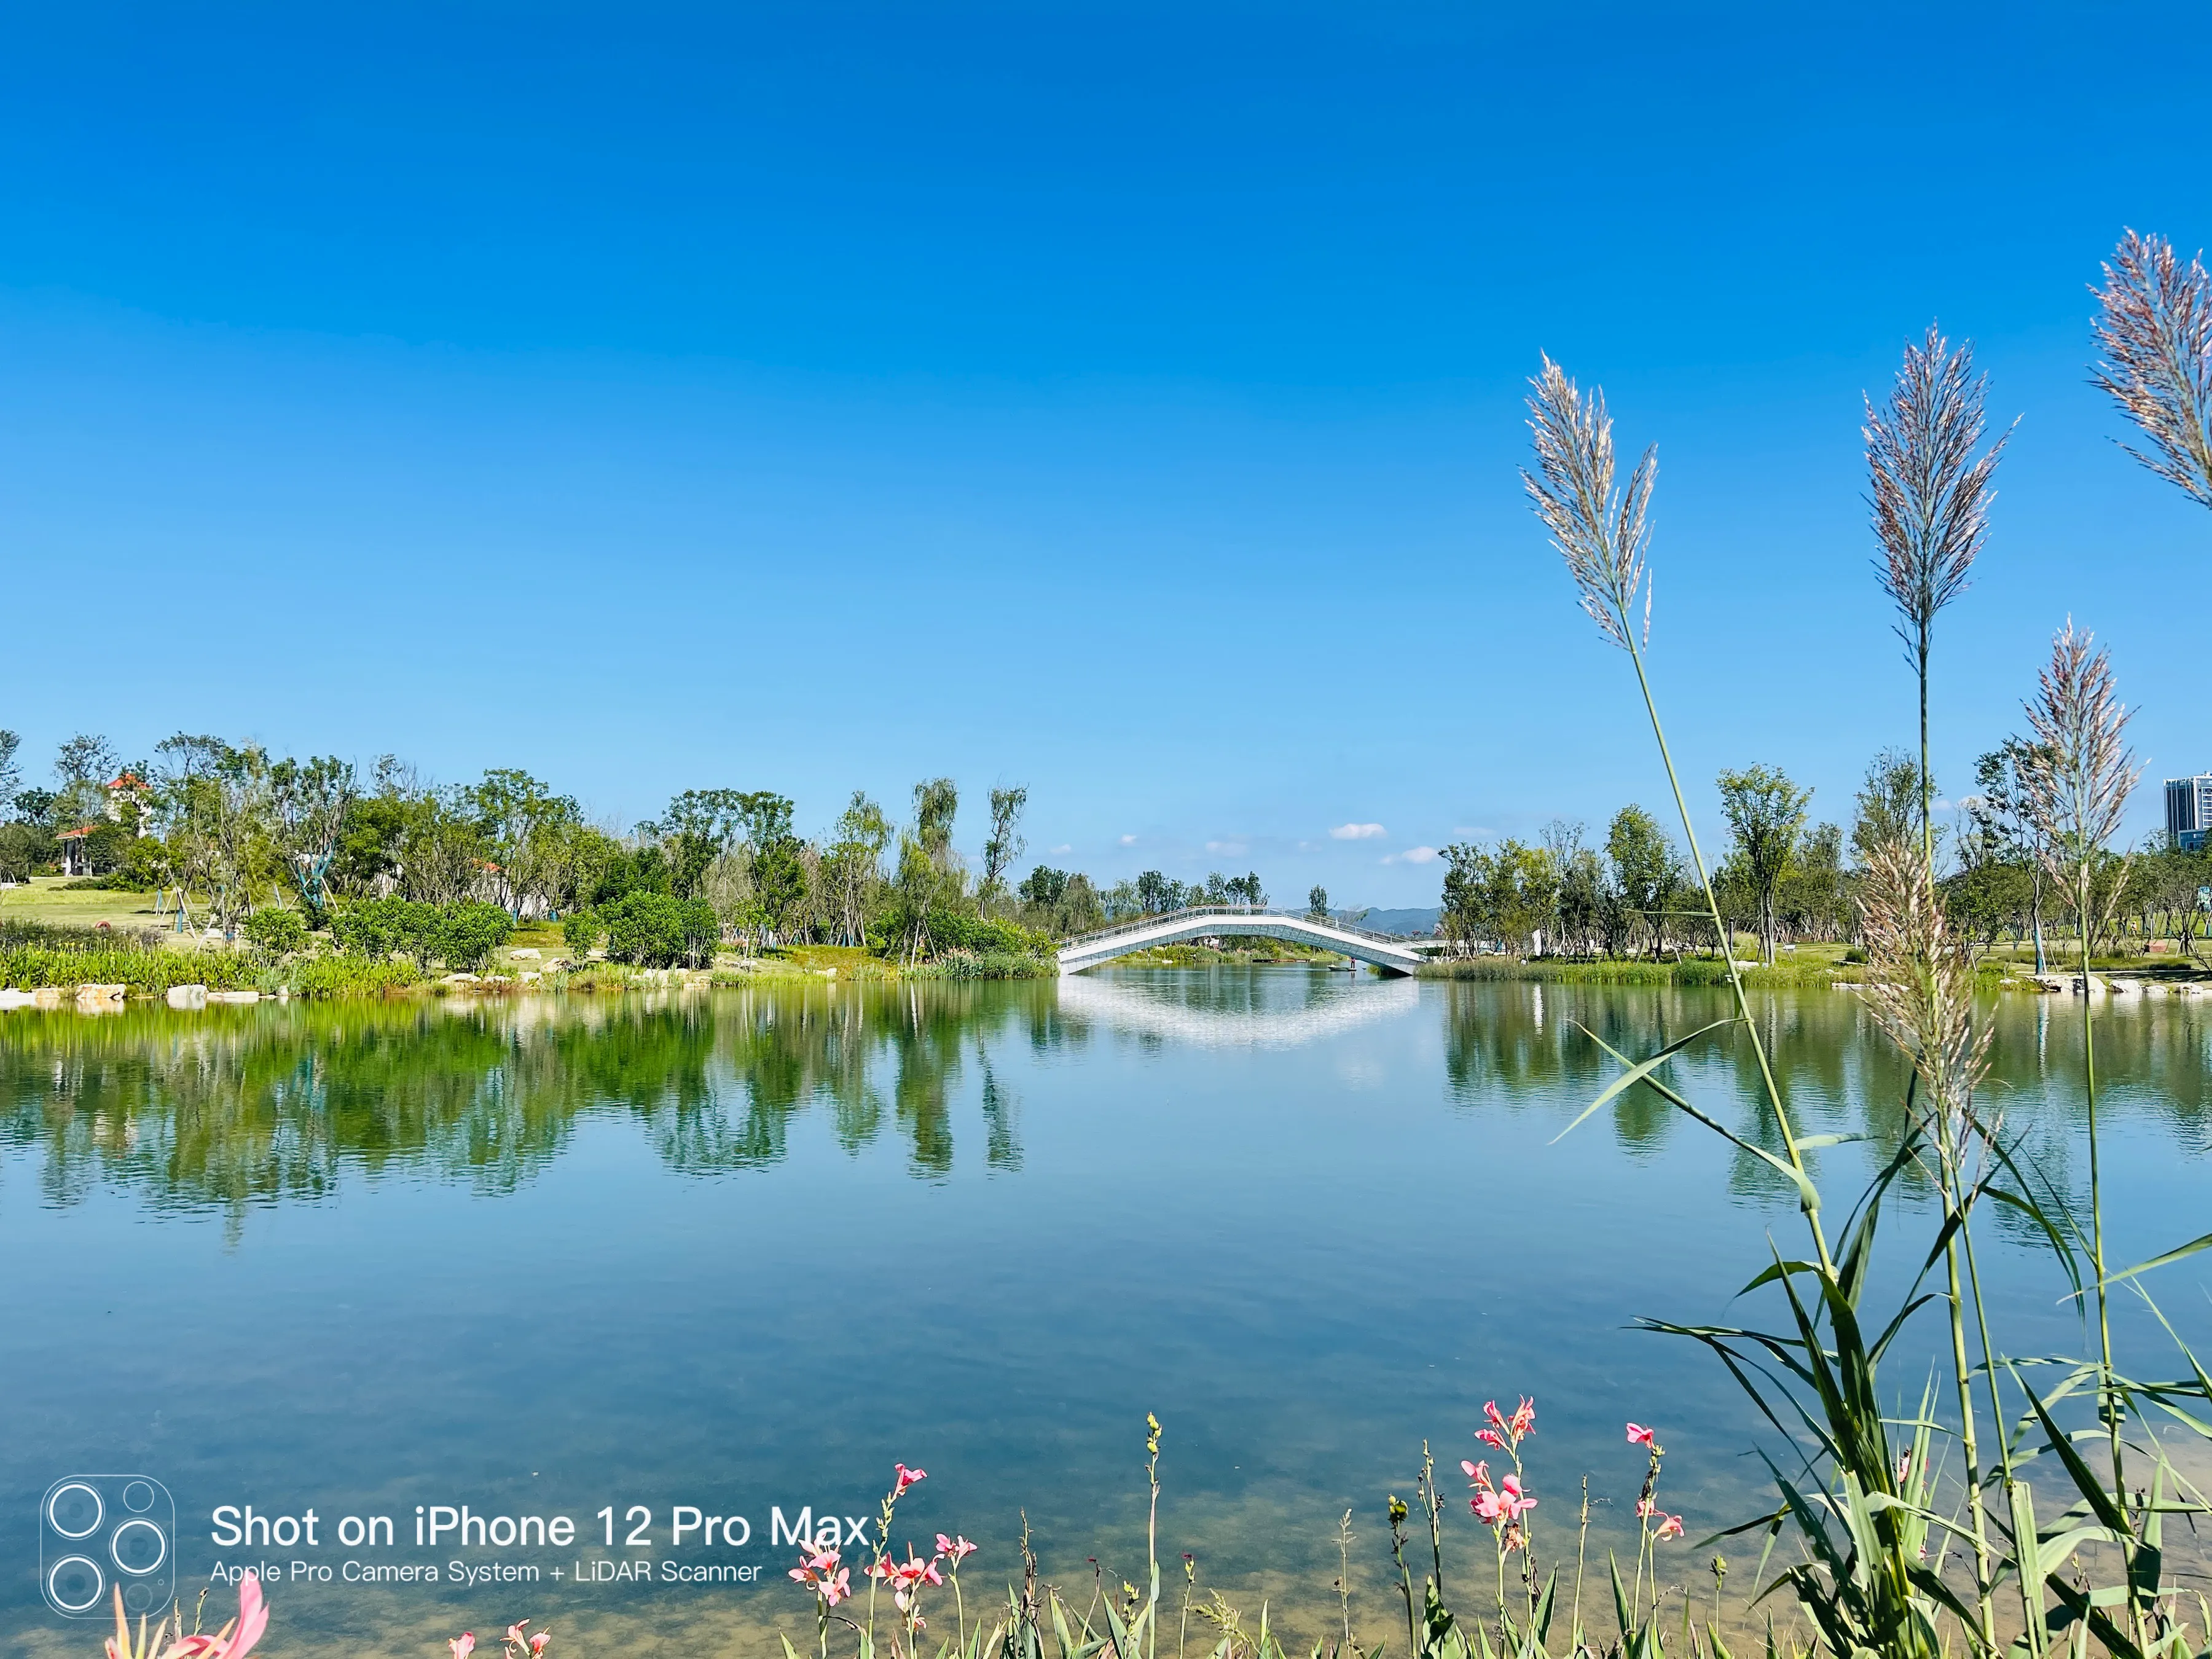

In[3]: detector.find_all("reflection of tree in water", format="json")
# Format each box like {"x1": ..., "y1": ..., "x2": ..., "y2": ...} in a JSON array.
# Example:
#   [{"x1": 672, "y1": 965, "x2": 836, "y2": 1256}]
[
  {"x1": 1438, "y1": 980, "x2": 2211, "y2": 1218},
  {"x1": 0, "y1": 985, "x2": 1058, "y2": 1224}
]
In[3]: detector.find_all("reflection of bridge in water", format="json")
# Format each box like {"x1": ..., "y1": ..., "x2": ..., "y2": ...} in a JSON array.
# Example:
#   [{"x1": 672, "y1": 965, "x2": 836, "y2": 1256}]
[
  {"x1": 1054, "y1": 970, "x2": 1421, "y2": 1048},
  {"x1": 1055, "y1": 906, "x2": 1446, "y2": 977}
]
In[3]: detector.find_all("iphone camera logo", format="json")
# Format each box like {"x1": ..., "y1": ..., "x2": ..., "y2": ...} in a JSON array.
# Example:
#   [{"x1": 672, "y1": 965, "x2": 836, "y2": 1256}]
[{"x1": 41, "y1": 1477, "x2": 176, "y2": 1618}]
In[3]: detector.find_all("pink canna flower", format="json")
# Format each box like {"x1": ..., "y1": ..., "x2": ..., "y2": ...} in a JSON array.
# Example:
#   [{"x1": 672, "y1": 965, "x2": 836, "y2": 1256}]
[
  {"x1": 505, "y1": 1624, "x2": 531, "y2": 1645},
  {"x1": 1634, "y1": 1498, "x2": 1656, "y2": 1519},
  {"x1": 1509, "y1": 1397, "x2": 1536, "y2": 1437},
  {"x1": 1474, "y1": 1428, "x2": 1507, "y2": 1448},
  {"x1": 1626, "y1": 1423, "x2": 1655, "y2": 1446},
  {"x1": 895, "y1": 1463, "x2": 927, "y2": 1492},
  {"x1": 451, "y1": 1639, "x2": 476, "y2": 1659},
  {"x1": 1498, "y1": 1475, "x2": 1537, "y2": 1520},
  {"x1": 937, "y1": 1532, "x2": 977, "y2": 1564},
  {"x1": 1653, "y1": 1513, "x2": 1684, "y2": 1542},
  {"x1": 529, "y1": 1636, "x2": 552, "y2": 1657},
  {"x1": 173, "y1": 1572, "x2": 269, "y2": 1659}
]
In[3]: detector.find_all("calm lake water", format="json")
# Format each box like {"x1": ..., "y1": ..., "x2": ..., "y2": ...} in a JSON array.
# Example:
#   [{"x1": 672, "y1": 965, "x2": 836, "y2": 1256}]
[{"x1": 5, "y1": 970, "x2": 2208, "y2": 1654}]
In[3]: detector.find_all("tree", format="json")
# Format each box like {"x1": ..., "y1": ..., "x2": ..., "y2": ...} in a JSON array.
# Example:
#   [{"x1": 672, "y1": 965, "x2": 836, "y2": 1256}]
[
  {"x1": 269, "y1": 755, "x2": 357, "y2": 924},
  {"x1": 1851, "y1": 748, "x2": 1930, "y2": 873},
  {"x1": 912, "y1": 778, "x2": 958, "y2": 869},
  {"x1": 1969, "y1": 740, "x2": 2054, "y2": 971},
  {"x1": 1137, "y1": 869, "x2": 1180, "y2": 914},
  {"x1": 1606, "y1": 806, "x2": 1680, "y2": 958},
  {"x1": 1717, "y1": 764, "x2": 1812, "y2": 965},
  {"x1": 1306, "y1": 884, "x2": 1330, "y2": 921},
  {"x1": 53, "y1": 732, "x2": 120, "y2": 827},
  {"x1": 826, "y1": 792, "x2": 890, "y2": 946},
  {"x1": 0, "y1": 728, "x2": 20, "y2": 814},
  {"x1": 979, "y1": 785, "x2": 1027, "y2": 910}
]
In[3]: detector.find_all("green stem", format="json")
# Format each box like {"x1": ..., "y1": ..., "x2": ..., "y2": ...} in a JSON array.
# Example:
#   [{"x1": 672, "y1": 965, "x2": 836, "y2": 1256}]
[
  {"x1": 1623, "y1": 633, "x2": 1836, "y2": 1277},
  {"x1": 2077, "y1": 884, "x2": 2131, "y2": 1614}
]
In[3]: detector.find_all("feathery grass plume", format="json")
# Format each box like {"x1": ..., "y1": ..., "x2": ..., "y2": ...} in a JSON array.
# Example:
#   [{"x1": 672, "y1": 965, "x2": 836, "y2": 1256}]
[
  {"x1": 2018, "y1": 616, "x2": 2141, "y2": 1556},
  {"x1": 2020, "y1": 618, "x2": 2140, "y2": 922},
  {"x1": 1866, "y1": 324, "x2": 2010, "y2": 871},
  {"x1": 1855, "y1": 834, "x2": 1991, "y2": 1129},
  {"x1": 2092, "y1": 229, "x2": 2212, "y2": 508},
  {"x1": 1523, "y1": 355, "x2": 1655, "y2": 649}
]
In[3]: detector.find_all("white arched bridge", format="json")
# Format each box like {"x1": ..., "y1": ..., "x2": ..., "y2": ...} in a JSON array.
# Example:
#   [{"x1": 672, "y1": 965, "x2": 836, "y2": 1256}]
[{"x1": 1055, "y1": 907, "x2": 1446, "y2": 977}]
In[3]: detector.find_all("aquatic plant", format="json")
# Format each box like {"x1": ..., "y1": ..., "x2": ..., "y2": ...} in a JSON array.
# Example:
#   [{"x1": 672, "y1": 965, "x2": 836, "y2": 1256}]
[{"x1": 1526, "y1": 356, "x2": 2212, "y2": 1659}]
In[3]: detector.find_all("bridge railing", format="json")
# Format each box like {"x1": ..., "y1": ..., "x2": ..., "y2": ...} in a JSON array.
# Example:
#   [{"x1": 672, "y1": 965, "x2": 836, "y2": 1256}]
[{"x1": 1058, "y1": 906, "x2": 1430, "y2": 952}]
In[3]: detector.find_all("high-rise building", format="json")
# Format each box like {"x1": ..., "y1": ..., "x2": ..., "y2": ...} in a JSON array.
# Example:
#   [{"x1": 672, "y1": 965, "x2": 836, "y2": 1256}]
[{"x1": 2166, "y1": 774, "x2": 2212, "y2": 850}]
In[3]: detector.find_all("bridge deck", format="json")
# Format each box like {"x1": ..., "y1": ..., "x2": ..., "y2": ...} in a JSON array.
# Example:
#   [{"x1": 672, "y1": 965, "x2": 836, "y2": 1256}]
[{"x1": 1056, "y1": 908, "x2": 1437, "y2": 977}]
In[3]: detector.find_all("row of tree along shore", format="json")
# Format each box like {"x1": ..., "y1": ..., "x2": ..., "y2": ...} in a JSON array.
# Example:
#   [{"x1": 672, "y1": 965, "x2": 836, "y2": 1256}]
[
  {"x1": 0, "y1": 743, "x2": 1341, "y2": 990},
  {"x1": 1434, "y1": 745, "x2": 2212, "y2": 976}
]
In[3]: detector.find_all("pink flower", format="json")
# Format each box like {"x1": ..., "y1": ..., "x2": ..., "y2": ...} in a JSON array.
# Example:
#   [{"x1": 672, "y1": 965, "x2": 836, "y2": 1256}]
[
  {"x1": 1460, "y1": 1460, "x2": 1483, "y2": 1480},
  {"x1": 1483, "y1": 1402, "x2": 1507, "y2": 1433},
  {"x1": 451, "y1": 1640, "x2": 476, "y2": 1659},
  {"x1": 176, "y1": 1574, "x2": 268, "y2": 1659},
  {"x1": 530, "y1": 1637, "x2": 552, "y2": 1657},
  {"x1": 1509, "y1": 1398, "x2": 1536, "y2": 1437},
  {"x1": 1475, "y1": 1429, "x2": 1507, "y2": 1448},
  {"x1": 1626, "y1": 1423, "x2": 1655, "y2": 1446},
  {"x1": 1471, "y1": 1490, "x2": 1504, "y2": 1524},
  {"x1": 1653, "y1": 1513, "x2": 1684, "y2": 1542},
  {"x1": 505, "y1": 1625, "x2": 531, "y2": 1646},
  {"x1": 1498, "y1": 1475, "x2": 1537, "y2": 1520},
  {"x1": 936, "y1": 1532, "x2": 977, "y2": 1564},
  {"x1": 895, "y1": 1463, "x2": 927, "y2": 1492},
  {"x1": 1634, "y1": 1497, "x2": 1655, "y2": 1519}
]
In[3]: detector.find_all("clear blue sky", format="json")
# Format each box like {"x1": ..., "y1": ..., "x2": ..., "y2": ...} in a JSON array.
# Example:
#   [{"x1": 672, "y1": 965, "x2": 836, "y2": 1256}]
[{"x1": 2, "y1": 4, "x2": 2206, "y2": 906}]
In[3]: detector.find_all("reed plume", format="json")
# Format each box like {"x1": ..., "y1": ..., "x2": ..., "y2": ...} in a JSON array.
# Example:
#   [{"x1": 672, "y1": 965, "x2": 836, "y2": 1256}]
[
  {"x1": 2019, "y1": 618, "x2": 2139, "y2": 919},
  {"x1": 2018, "y1": 616, "x2": 2139, "y2": 1540},
  {"x1": 1855, "y1": 834, "x2": 1991, "y2": 1129},
  {"x1": 1523, "y1": 355, "x2": 1655, "y2": 651},
  {"x1": 1865, "y1": 325, "x2": 2010, "y2": 872},
  {"x1": 2092, "y1": 229, "x2": 2212, "y2": 508}
]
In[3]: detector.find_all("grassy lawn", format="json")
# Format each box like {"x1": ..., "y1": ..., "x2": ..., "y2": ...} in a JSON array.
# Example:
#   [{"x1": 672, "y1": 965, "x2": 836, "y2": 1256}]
[{"x1": 0, "y1": 876, "x2": 168, "y2": 930}]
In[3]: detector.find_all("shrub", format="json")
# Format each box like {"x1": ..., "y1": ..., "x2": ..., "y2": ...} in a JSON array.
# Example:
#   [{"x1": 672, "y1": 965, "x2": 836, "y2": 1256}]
[
  {"x1": 331, "y1": 897, "x2": 510, "y2": 971},
  {"x1": 331, "y1": 896, "x2": 440, "y2": 965},
  {"x1": 562, "y1": 909, "x2": 602, "y2": 960},
  {"x1": 241, "y1": 908, "x2": 309, "y2": 957},
  {"x1": 600, "y1": 891, "x2": 719, "y2": 968},
  {"x1": 434, "y1": 901, "x2": 514, "y2": 973}
]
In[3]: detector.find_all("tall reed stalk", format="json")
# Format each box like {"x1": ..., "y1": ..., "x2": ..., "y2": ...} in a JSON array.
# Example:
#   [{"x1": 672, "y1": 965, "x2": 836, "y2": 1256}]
[{"x1": 1864, "y1": 324, "x2": 2010, "y2": 1646}]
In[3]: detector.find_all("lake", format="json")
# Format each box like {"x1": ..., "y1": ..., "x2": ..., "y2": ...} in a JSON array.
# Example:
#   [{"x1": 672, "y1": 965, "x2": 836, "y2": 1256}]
[{"x1": 5, "y1": 971, "x2": 2207, "y2": 1655}]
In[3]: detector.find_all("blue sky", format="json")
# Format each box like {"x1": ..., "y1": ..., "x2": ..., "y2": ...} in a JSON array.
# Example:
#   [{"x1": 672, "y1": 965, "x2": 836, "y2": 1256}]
[{"x1": 2, "y1": 4, "x2": 2207, "y2": 906}]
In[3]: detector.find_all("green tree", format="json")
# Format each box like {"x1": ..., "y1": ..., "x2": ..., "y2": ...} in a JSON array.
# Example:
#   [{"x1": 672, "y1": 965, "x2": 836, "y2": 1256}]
[
  {"x1": 1717, "y1": 764, "x2": 1812, "y2": 965},
  {"x1": 269, "y1": 755, "x2": 357, "y2": 924},
  {"x1": 0, "y1": 728, "x2": 21, "y2": 814},
  {"x1": 1851, "y1": 747, "x2": 1930, "y2": 872},
  {"x1": 1306, "y1": 884, "x2": 1330, "y2": 920},
  {"x1": 1606, "y1": 805, "x2": 1681, "y2": 958},
  {"x1": 979, "y1": 785, "x2": 1028, "y2": 911}
]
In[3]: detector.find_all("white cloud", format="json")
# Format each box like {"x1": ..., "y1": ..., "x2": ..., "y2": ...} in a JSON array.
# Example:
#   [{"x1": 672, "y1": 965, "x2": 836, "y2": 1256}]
[
  {"x1": 1118, "y1": 833, "x2": 1138, "y2": 846},
  {"x1": 1051, "y1": 844, "x2": 1073, "y2": 855},
  {"x1": 1206, "y1": 839, "x2": 1249, "y2": 856},
  {"x1": 1384, "y1": 845, "x2": 1440, "y2": 865},
  {"x1": 1451, "y1": 826, "x2": 1488, "y2": 837},
  {"x1": 1330, "y1": 822, "x2": 1387, "y2": 841}
]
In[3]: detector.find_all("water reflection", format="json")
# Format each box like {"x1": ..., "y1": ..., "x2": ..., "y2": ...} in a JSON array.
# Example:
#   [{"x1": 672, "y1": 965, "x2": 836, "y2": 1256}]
[{"x1": 4, "y1": 976, "x2": 2210, "y2": 1230}]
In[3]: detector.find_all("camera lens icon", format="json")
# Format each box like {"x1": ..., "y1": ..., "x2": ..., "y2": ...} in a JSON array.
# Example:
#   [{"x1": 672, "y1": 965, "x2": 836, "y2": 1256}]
[{"x1": 41, "y1": 1477, "x2": 174, "y2": 1618}]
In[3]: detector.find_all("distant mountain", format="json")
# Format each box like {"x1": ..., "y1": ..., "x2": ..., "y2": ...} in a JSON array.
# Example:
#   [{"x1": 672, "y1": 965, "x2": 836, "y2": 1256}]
[{"x1": 1340, "y1": 906, "x2": 1442, "y2": 938}]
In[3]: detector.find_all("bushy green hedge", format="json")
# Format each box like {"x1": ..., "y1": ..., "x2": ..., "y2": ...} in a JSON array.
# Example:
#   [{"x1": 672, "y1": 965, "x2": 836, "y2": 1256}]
[
  {"x1": 330, "y1": 896, "x2": 514, "y2": 971},
  {"x1": 599, "y1": 892, "x2": 719, "y2": 968}
]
